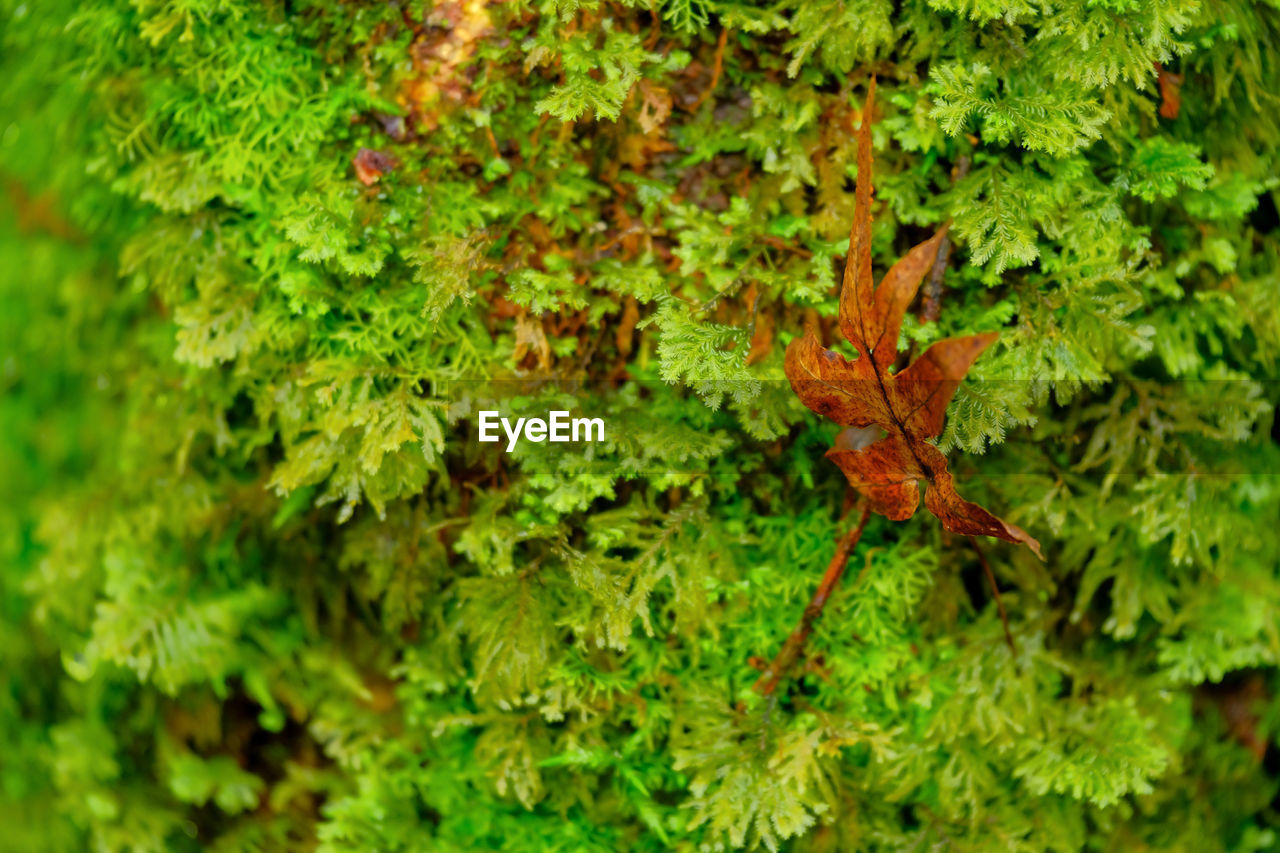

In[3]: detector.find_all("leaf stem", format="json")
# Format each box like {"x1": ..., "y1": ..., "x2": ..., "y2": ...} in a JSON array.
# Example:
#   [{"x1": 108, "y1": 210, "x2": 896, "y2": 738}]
[
  {"x1": 970, "y1": 536, "x2": 1016, "y2": 655},
  {"x1": 753, "y1": 501, "x2": 873, "y2": 696}
]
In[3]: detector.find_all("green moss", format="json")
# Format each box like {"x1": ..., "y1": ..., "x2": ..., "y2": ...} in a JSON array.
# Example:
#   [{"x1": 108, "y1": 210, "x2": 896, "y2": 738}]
[{"x1": 2, "y1": 0, "x2": 1278, "y2": 850}]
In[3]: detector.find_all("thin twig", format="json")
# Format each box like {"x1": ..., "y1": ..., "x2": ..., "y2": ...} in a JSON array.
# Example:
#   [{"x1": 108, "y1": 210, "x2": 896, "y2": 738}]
[
  {"x1": 970, "y1": 536, "x2": 1016, "y2": 655},
  {"x1": 690, "y1": 28, "x2": 730, "y2": 111},
  {"x1": 919, "y1": 229, "x2": 952, "y2": 326},
  {"x1": 696, "y1": 277, "x2": 742, "y2": 315},
  {"x1": 762, "y1": 235, "x2": 813, "y2": 258},
  {"x1": 645, "y1": 0, "x2": 662, "y2": 50},
  {"x1": 919, "y1": 155, "x2": 970, "y2": 326},
  {"x1": 754, "y1": 502, "x2": 873, "y2": 696}
]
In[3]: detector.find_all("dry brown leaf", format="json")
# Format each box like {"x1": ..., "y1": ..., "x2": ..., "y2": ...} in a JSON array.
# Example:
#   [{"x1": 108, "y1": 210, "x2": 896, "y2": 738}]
[
  {"x1": 784, "y1": 80, "x2": 1041, "y2": 558},
  {"x1": 1155, "y1": 61, "x2": 1183, "y2": 120},
  {"x1": 353, "y1": 148, "x2": 400, "y2": 185},
  {"x1": 637, "y1": 80, "x2": 673, "y2": 135},
  {"x1": 514, "y1": 312, "x2": 552, "y2": 370}
]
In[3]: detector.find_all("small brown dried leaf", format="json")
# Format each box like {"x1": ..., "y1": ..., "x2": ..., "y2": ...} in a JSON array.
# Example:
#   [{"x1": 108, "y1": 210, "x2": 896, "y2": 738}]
[
  {"x1": 354, "y1": 148, "x2": 400, "y2": 185},
  {"x1": 784, "y1": 79, "x2": 1041, "y2": 558},
  {"x1": 1155, "y1": 61, "x2": 1183, "y2": 120},
  {"x1": 514, "y1": 312, "x2": 552, "y2": 370}
]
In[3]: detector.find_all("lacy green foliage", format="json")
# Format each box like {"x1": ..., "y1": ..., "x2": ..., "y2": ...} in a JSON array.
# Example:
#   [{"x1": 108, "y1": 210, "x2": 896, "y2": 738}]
[{"x1": 2, "y1": 0, "x2": 1279, "y2": 850}]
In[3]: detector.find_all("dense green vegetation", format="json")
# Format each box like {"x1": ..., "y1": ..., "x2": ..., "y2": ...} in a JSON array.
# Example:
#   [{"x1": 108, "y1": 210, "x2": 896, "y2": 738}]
[{"x1": 2, "y1": 0, "x2": 1278, "y2": 849}]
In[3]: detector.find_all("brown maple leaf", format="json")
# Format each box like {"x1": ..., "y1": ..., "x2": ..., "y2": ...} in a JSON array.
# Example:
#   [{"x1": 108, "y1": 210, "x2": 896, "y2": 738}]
[{"x1": 785, "y1": 80, "x2": 1041, "y2": 558}]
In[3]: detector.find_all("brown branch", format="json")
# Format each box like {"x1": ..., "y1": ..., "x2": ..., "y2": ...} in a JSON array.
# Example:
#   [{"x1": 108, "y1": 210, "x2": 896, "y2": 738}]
[
  {"x1": 919, "y1": 229, "x2": 952, "y2": 326},
  {"x1": 762, "y1": 234, "x2": 813, "y2": 258},
  {"x1": 483, "y1": 126, "x2": 502, "y2": 161},
  {"x1": 970, "y1": 536, "x2": 1016, "y2": 655},
  {"x1": 919, "y1": 155, "x2": 970, "y2": 326},
  {"x1": 753, "y1": 501, "x2": 873, "y2": 696},
  {"x1": 645, "y1": 1, "x2": 662, "y2": 50},
  {"x1": 690, "y1": 27, "x2": 729, "y2": 111}
]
